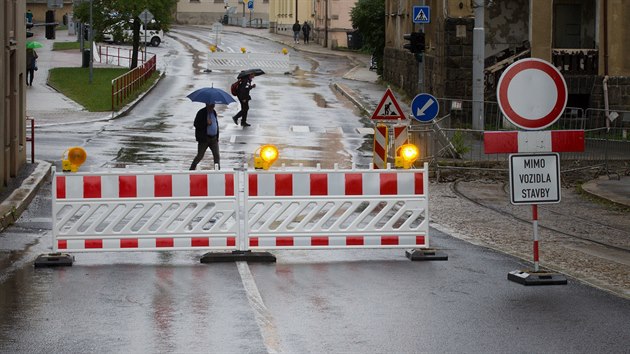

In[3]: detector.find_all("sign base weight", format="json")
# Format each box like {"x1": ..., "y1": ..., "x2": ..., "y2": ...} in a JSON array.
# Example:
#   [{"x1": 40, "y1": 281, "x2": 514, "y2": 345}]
[
  {"x1": 200, "y1": 250, "x2": 276, "y2": 263},
  {"x1": 405, "y1": 248, "x2": 448, "y2": 261},
  {"x1": 507, "y1": 270, "x2": 567, "y2": 285}
]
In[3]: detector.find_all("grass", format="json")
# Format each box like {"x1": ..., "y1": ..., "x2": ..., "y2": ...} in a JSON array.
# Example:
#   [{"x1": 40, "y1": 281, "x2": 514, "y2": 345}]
[
  {"x1": 48, "y1": 67, "x2": 159, "y2": 111},
  {"x1": 53, "y1": 41, "x2": 81, "y2": 51}
]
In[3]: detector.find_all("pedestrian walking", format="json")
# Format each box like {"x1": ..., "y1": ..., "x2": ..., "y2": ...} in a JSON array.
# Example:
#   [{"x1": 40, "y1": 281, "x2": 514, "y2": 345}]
[
  {"x1": 292, "y1": 21, "x2": 301, "y2": 44},
  {"x1": 232, "y1": 74, "x2": 256, "y2": 127},
  {"x1": 26, "y1": 48, "x2": 38, "y2": 86},
  {"x1": 302, "y1": 21, "x2": 311, "y2": 44},
  {"x1": 190, "y1": 103, "x2": 221, "y2": 170}
]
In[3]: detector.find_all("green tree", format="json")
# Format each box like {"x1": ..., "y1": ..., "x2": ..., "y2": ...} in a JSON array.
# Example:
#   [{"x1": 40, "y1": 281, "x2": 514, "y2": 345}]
[
  {"x1": 73, "y1": 0, "x2": 176, "y2": 68},
  {"x1": 350, "y1": 0, "x2": 385, "y2": 74}
]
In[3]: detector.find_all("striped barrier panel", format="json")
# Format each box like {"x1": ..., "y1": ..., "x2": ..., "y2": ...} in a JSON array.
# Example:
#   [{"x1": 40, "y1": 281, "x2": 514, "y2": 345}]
[
  {"x1": 52, "y1": 168, "x2": 239, "y2": 253},
  {"x1": 206, "y1": 52, "x2": 290, "y2": 73},
  {"x1": 393, "y1": 124, "x2": 409, "y2": 155},
  {"x1": 243, "y1": 164, "x2": 430, "y2": 250},
  {"x1": 373, "y1": 124, "x2": 388, "y2": 169}
]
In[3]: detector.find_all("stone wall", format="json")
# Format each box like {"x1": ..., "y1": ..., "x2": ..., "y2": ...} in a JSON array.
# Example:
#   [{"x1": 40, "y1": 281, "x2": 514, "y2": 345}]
[{"x1": 590, "y1": 77, "x2": 630, "y2": 111}]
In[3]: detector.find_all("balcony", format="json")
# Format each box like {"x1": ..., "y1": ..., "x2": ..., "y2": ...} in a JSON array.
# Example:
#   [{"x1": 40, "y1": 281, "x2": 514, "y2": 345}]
[{"x1": 552, "y1": 49, "x2": 598, "y2": 75}]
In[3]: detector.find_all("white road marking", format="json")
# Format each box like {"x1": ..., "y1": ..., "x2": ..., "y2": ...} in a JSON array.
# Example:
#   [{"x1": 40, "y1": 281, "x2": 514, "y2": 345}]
[
  {"x1": 237, "y1": 261, "x2": 282, "y2": 353},
  {"x1": 291, "y1": 125, "x2": 310, "y2": 133}
]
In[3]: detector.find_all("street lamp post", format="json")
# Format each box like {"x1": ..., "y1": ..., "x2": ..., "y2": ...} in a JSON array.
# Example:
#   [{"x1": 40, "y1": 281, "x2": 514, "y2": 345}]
[{"x1": 89, "y1": 0, "x2": 93, "y2": 83}]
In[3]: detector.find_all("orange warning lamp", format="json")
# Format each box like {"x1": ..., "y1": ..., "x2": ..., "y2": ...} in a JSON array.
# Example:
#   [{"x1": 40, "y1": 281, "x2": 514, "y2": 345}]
[
  {"x1": 395, "y1": 144, "x2": 419, "y2": 169},
  {"x1": 254, "y1": 145, "x2": 279, "y2": 170},
  {"x1": 240, "y1": 47, "x2": 246, "y2": 53},
  {"x1": 210, "y1": 45, "x2": 217, "y2": 52},
  {"x1": 62, "y1": 147, "x2": 87, "y2": 172},
  {"x1": 282, "y1": 48, "x2": 288, "y2": 55}
]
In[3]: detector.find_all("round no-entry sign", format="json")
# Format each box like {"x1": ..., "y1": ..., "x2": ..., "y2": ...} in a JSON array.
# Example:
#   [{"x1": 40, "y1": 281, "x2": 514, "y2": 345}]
[{"x1": 497, "y1": 58, "x2": 567, "y2": 130}]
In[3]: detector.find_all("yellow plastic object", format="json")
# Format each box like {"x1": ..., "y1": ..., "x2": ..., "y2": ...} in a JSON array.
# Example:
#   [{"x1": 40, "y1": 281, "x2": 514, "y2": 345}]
[
  {"x1": 240, "y1": 47, "x2": 246, "y2": 53},
  {"x1": 62, "y1": 146, "x2": 87, "y2": 172},
  {"x1": 394, "y1": 144, "x2": 419, "y2": 169},
  {"x1": 254, "y1": 145, "x2": 279, "y2": 170},
  {"x1": 210, "y1": 45, "x2": 217, "y2": 52},
  {"x1": 282, "y1": 48, "x2": 288, "y2": 55}
]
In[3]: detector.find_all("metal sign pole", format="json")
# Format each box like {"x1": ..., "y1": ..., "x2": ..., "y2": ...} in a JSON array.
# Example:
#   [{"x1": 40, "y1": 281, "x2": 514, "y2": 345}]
[{"x1": 532, "y1": 204, "x2": 539, "y2": 272}]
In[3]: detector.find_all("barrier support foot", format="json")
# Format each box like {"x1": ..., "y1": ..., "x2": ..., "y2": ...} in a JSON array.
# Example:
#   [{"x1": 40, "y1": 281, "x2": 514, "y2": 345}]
[
  {"x1": 405, "y1": 248, "x2": 448, "y2": 261},
  {"x1": 200, "y1": 250, "x2": 276, "y2": 263},
  {"x1": 34, "y1": 253, "x2": 74, "y2": 268},
  {"x1": 507, "y1": 270, "x2": 567, "y2": 286}
]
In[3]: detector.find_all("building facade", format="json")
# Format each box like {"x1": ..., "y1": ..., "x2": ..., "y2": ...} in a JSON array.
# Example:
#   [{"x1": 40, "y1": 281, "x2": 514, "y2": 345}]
[
  {"x1": 1, "y1": 0, "x2": 28, "y2": 189},
  {"x1": 384, "y1": 0, "x2": 630, "y2": 112}
]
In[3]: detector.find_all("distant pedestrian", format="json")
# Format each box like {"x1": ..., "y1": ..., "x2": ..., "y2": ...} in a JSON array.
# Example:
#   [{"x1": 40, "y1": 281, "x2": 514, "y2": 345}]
[
  {"x1": 232, "y1": 74, "x2": 256, "y2": 127},
  {"x1": 292, "y1": 21, "x2": 301, "y2": 44},
  {"x1": 25, "y1": 9, "x2": 33, "y2": 24},
  {"x1": 302, "y1": 21, "x2": 311, "y2": 44},
  {"x1": 190, "y1": 103, "x2": 221, "y2": 170},
  {"x1": 26, "y1": 48, "x2": 38, "y2": 86}
]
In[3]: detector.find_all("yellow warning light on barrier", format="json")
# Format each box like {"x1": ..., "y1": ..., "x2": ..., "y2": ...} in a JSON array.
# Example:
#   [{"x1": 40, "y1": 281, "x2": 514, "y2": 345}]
[
  {"x1": 254, "y1": 145, "x2": 279, "y2": 170},
  {"x1": 62, "y1": 147, "x2": 87, "y2": 172},
  {"x1": 394, "y1": 144, "x2": 419, "y2": 169},
  {"x1": 240, "y1": 47, "x2": 246, "y2": 53},
  {"x1": 209, "y1": 45, "x2": 217, "y2": 52},
  {"x1": 282, "y1": 48, "x2": 288, "y2": 55}
]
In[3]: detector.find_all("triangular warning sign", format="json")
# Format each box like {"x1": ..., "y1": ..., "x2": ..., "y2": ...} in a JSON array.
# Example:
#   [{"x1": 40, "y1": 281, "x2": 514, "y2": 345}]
[
  {"x1": 371, "y1": 88, "x2": 406, "y2": 121},
  {"x1": 415, "y1": 9, "x2": 428, "y2": 22}
]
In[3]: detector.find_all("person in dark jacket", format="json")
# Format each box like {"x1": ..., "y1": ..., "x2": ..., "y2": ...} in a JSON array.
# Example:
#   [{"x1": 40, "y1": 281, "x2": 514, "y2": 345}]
[
  {"x1": 292, "y1": 21, "x2": 301, "y2": 44},
  {"x1": 232, "y1": 74, "x2": 256, "y2": 127},
  {"x1": 26, "y1": 48, "x2": 38, "y2": 86},
  {"x1": 190, "y1": 103, "x2": 220, "y2": 170},
  {"x1": 302, "y1": 21, "x2": 311, "y2": 44}
]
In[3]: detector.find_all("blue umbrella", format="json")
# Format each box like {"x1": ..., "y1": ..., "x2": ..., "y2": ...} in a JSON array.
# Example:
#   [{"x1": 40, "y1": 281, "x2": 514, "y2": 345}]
[{"x1": 187, "y1": 87, "x2": 236, "y2": 105}]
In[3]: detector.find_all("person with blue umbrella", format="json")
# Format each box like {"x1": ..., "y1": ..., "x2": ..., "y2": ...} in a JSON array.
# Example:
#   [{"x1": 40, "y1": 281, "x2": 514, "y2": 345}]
[{"x1": 187, "y1": 87, "x2": 236, "y2": 170}]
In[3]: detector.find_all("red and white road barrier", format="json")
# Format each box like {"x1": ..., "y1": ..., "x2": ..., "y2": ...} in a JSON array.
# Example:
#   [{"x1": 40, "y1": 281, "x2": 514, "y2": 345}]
[
  {"x1": 244, "y1": 164, "x2": 429, "y2": 250},
  {"x1": 53, "y1": 169, "x2": 239, "y2": 253},
  {"x1": 52, "y1": 164, "x2": 431, "y2": 255},
  {"x1": 484, "y1": 130, "x2": 585, "y2": 154},
  {"x1": 372, "y1": 124, "x2": 388, "y2": 169}
]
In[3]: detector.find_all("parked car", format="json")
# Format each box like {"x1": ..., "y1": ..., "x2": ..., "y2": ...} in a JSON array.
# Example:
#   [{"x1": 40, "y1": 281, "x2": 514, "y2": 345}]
[{"x1": 103, "y1": 20, "x2": 164, "y2": 47}]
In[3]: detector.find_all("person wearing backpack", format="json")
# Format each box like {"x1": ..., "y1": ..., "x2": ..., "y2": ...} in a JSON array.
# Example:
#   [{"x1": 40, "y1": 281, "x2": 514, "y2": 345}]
[
  {"x1": 292, "y1": 21, "x2": 301, "y2": 44},
  {"x1": 232, "y1": 74, "x2": 256, "y2": 127},
  {"x1": 190, "y1": 103, "x2": 221, "y2": 170}
]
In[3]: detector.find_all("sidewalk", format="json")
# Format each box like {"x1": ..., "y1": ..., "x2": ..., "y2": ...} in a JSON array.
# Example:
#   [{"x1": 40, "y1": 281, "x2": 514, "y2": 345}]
[{"x1": 2, "y1": 25, "x2": 629, "y2": 233}]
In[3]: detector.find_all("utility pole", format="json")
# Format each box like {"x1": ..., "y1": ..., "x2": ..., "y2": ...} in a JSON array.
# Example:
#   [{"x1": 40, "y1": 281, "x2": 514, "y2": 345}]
[
  {"x1": 324, "y1": 0, "x2": 328, "y2": 47},
  {"x1": 472, "y1": 0, "x2": 485, "y2": 130}
]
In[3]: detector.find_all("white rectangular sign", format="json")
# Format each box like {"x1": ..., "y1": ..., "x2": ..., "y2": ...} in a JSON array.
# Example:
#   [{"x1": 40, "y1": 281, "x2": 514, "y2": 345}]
[{"x1": 509, "y1": 153, "x2": 560, "y2": 205}]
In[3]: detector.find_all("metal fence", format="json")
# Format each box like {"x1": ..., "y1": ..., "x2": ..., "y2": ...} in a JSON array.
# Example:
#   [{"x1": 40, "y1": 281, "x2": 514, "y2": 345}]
[
  {"x1": 111, "y1": 54, "x2": 157, "y2": 111},
  {"x1": 407, "y1": 98, "x2": 630, "y2": 173}
]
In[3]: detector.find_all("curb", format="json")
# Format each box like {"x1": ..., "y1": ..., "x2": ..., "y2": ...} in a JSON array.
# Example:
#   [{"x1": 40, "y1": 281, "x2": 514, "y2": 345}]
[{"x1": 0, "y1": 160, "x2": 51, "y2": 232}]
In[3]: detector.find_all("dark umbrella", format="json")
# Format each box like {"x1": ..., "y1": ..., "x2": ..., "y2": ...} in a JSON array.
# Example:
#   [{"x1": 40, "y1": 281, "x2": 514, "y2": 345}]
[
  {"x1": 187, "y1": 87, "x2": 236, "y2": 105},
  {"x1": 237, "y1": 68, "x2": 265, "y2": 79}
]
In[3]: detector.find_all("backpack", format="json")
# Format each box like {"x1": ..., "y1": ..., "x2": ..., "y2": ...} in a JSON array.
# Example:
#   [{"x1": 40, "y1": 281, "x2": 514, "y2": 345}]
[{"x1": 230, "y1": 80, "x2": 240, "y2": 96}]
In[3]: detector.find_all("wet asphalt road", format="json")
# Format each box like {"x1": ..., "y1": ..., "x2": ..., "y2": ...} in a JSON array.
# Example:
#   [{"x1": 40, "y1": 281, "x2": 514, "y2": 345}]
[{"x1": 2, "y1": 27, "x2": 630, "y2": 352}]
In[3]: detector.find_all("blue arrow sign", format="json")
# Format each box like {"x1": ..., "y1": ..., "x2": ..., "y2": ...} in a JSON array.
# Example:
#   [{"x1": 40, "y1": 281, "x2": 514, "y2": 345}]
[
  {"x1": 247, "y1": 0, "x2": 254, "y2": 9},
  {"x1": 412, "y1": 6, "x2": 430, "y2": 24},
  {"x1": 411, "y1": 93, "x2": 439, "y2": 122}
]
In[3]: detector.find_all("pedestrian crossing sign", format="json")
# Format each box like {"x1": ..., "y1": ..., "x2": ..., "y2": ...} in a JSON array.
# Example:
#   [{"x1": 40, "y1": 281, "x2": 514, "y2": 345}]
[
  {"x1": 371, "y1": 88, "x2": 406, "y2": 121},
  {"x1": 413, "y1": 6, "x2": 430, "y2": 24}
]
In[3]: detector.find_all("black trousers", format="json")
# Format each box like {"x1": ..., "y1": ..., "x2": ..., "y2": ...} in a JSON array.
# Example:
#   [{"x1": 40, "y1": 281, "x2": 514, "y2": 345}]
[
  {"x1": 190, "y1": 135, "x2": 220, "y2": 170},
  {"x1": 26, "y1": 68, "x2": 35, "y2": 85},
  {"x1": 233, "y1": 100, "x2": 250, "y2": 124}
]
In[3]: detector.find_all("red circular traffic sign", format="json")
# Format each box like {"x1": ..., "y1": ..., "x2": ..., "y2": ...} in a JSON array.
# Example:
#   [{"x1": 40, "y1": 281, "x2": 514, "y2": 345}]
[{"x1": 497, "y1": 58, "x2": 567, "y2": 130}]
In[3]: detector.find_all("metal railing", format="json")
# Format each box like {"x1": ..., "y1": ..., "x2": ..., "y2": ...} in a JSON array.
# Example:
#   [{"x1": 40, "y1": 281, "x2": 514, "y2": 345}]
[
  {"x1": 97, "y1": 45, "x2": 148, "y2": 67},
  {"x1": 111, "y1": 54, "x2": 157, "y2": 111}
]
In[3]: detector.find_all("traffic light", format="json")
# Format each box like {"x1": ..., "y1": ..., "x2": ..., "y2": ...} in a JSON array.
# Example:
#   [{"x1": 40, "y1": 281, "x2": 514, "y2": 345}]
[{"x1": 403, "y1": 32, "x2": 425, "y2": 54}]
